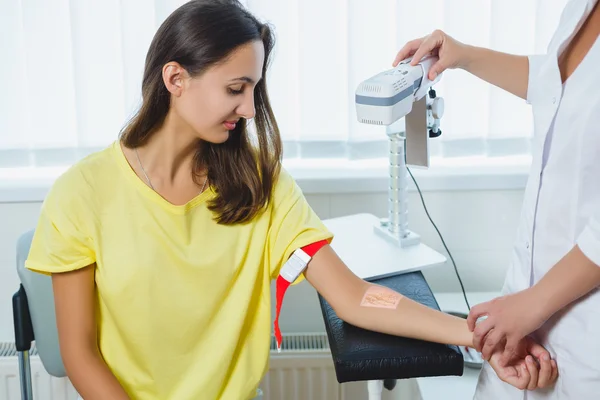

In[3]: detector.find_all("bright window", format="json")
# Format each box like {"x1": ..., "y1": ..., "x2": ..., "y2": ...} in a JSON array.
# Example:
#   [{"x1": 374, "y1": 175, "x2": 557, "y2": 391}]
[{"x1": 0, "y1": 0, "x2": 568, "y2": 168}]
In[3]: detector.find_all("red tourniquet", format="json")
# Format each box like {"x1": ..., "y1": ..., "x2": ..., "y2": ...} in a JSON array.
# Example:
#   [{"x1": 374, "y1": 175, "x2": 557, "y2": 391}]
[{"x1": 274, "y1": 240, "x2": 329, "y2": 350}]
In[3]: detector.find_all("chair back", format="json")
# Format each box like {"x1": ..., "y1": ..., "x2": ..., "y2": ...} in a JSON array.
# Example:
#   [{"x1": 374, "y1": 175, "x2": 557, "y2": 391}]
[{"x1": 16, "y1": 230, "x2": 66, "y2": 377}]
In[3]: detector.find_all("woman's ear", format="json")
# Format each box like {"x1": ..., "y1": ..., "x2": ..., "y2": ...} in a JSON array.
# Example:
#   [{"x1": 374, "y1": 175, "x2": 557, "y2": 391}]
[{"x1": 162, "y1": 62, "x2": 187, "y2": 96}]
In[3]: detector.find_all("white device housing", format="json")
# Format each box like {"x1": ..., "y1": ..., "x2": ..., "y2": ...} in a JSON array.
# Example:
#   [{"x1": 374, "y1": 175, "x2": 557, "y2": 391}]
[{"x1": 355, "y1": 56, "x2": 442, "y2": 126}]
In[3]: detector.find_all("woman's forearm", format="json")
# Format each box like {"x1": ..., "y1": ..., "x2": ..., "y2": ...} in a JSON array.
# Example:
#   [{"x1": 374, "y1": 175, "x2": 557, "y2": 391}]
[
  {"x1": 461, "y1": 45, "x2": 530, "y2": 100},
  {"x1": 335, "y1": 283, "x2": 473, "y2": 347},
  {"x1": 304, "y1": 246, "x2": 473, "y2": 347},
  {"x1": 65, "y1": 351, "x2": 130, "y2": 400}
]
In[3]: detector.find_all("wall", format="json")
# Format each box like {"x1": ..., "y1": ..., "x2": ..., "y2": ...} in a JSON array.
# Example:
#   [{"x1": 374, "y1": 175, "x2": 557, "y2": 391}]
[{"x1": 0, "y1": 185, "x2": 524, "y2": 342}]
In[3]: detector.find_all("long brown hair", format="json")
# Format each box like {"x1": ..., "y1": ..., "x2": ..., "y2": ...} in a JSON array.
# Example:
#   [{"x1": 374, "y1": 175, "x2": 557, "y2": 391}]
[{"x1": 120, "y1": 0, "x2": 282, "y2": 225}]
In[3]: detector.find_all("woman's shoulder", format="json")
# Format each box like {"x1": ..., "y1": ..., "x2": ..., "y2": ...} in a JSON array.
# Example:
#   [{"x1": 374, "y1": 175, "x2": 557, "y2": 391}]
[
  {"x1": 270, "y1": 165, "x2": 301, "y2": 200},
  {"x1": 46, "y1": 142, "x2": 119, "y2": 206},
  {"x1": 274, "y1": 165, "x2": 294, "y2": 186},
  {"x1": 265, "y1": 165, "x2": 312, "y2": 218}
]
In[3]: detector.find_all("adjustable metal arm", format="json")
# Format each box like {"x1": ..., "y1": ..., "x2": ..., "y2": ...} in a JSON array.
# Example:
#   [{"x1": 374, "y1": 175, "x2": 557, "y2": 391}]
[{"x1": 374, "y1": 88, "x2": 443, "y2": 249}]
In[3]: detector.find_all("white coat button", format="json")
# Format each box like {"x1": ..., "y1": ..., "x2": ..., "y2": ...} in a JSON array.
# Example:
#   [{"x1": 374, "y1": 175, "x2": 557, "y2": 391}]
[
  {"x1": 552, "y1": 97, "x2": 557, "y2": 104},
  {"x1": 526, "y1": 242, "x2": 530, "y2": 249}
]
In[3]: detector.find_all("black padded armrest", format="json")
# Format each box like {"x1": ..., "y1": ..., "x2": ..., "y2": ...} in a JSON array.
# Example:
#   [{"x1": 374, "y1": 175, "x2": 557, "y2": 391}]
[
  {"x1": 318, "y1": 271, "x2": 463, "y2": 383},
  {"x1": 12, "y1": 284, "x2": 34, "y2": 352}
]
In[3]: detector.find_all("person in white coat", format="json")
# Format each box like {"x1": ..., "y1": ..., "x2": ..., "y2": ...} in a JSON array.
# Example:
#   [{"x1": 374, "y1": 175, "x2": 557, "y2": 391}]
[{"x1": 394, "y1": 0, "x2": 600, "y2": 398}]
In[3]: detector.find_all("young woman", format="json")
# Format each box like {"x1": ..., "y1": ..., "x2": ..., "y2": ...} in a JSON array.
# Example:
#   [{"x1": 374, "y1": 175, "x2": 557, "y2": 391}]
[
  {"x1": 393, "y1": 0, "x2": 599, "y2": 398},
  {"x1": 26, "y1": 1, "x2": 557, "y2": 399}
]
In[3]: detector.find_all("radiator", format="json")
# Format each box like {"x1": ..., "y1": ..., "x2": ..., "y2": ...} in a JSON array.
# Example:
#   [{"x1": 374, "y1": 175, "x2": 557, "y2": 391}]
[
  {"x1": 0, "y1": 343, "x2": 78, "y2": 400},
  {"x1": 260, "y1": 333, "x2": 346, "y2": 400},
  {"x1": 0, "y1": 335, "x2": 421, "y2": 400}
]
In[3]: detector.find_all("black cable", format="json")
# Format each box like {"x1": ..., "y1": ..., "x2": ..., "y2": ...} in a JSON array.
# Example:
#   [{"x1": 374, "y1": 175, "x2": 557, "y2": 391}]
[{"x1": 406, "y1": 165, "x2": 471, "y2": 311}]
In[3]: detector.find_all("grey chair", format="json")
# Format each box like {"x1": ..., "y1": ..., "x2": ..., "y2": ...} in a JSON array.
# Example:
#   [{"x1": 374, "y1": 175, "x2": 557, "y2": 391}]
[{"x1": 12, "y1": 230, "x2": 66, "y2": 400}]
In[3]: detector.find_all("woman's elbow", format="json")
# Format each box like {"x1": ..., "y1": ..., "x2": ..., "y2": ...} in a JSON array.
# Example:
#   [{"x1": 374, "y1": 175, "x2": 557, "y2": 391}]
[
  {"x1": 60, "y1": 342, "x2": 98, "y2": 376},
  {"x1": 326, "y1": 285, "x2": 366, "y2": 325},
  {"x1": 331, "y1": 301, "x2": 350, "y2": 323}
]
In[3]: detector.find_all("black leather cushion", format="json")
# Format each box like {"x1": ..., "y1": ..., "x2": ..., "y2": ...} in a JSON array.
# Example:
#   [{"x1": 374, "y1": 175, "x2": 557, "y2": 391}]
[{"x1": 318, "y1": 271, "x2": 463, "y2": 383}]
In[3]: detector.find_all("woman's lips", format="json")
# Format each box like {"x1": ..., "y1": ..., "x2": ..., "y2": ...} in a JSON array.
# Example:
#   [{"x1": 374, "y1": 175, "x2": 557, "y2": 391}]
[{"x1": 223, "y1": 121, "x2": 237, "y2": 130}]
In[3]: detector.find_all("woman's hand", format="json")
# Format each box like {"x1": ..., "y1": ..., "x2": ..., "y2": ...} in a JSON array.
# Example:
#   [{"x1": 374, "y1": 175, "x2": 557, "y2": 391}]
[
  {"x1": 487, "y1": 336, "x2": 558, "y2": 391},
  {"x1": 392, "y1": 30, "x2": 472, "y2": 80},
  {"x1": 467, "y1": 289, "x2": 549, "y2": 365}
]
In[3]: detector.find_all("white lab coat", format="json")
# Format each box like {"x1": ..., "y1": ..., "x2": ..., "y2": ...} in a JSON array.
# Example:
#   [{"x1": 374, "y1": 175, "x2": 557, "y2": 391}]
[{"x1": 474, "y1": 0, "x2": 600, "y2": 398}]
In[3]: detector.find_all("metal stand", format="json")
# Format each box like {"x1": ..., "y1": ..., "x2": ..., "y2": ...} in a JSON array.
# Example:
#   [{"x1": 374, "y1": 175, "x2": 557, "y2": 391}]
[
  {"x1": 367, "y1": 128, "x2": 418, "y2": 400},
  {"x1": 367, "y1": 380, "x2": 384, "y2": 400},
  {"x1": 374, "y1": 129, "x2": 420, "y2": 247},
  {"x1": 18, "y1": 351, "x2": 33, "y2": 400},
  {"x1": 366, "y1": 130, "x2": 419, "y2": 400}
]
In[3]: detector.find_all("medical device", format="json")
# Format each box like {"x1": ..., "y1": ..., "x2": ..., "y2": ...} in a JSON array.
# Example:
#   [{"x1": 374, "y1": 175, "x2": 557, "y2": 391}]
[
  {"x1": 353, "y1": 55, "x2": 445, "y2": 248},
  {"x1": 355, "y1": 55, "x2": 444, "y2": 132}
]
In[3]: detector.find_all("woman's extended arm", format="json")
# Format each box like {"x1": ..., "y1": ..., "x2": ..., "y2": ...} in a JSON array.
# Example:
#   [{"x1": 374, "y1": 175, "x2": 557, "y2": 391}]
[
  {"x1": 303, "y1": 245, "x2": 558, "y2": 389},
  {"x1": 52, "y1": 264, "x2": 130, "y2": 400},
  {"x1": 304, "y1": 245, "x2": 473, "y2": 346}
]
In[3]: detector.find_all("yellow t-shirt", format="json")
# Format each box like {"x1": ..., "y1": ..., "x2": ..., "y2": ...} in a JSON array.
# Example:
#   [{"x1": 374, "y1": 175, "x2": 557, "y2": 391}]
[{"x1": 25, "y1": 140, "x2": 333, "y2": 400}]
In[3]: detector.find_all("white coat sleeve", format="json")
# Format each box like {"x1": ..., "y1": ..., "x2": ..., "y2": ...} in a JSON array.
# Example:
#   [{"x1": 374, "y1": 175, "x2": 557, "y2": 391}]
[
  {"x1": 526, "y1": 55, "x2": 546, "y2": 105},
  {"x1": 577, "y1": 215, "x2": 600, "y2": 267}
]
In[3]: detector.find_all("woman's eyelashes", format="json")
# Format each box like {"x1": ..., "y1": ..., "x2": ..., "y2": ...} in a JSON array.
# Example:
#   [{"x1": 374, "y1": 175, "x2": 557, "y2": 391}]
[{"x1": 227, "y1": 86, "x2": 244, "y2": 95}]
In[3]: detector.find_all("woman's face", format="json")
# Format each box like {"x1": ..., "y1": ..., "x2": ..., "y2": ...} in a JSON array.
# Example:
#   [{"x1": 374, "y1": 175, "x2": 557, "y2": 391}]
[{"x1": 167, "y1": 40, "x2": 265, "y2": 143}]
